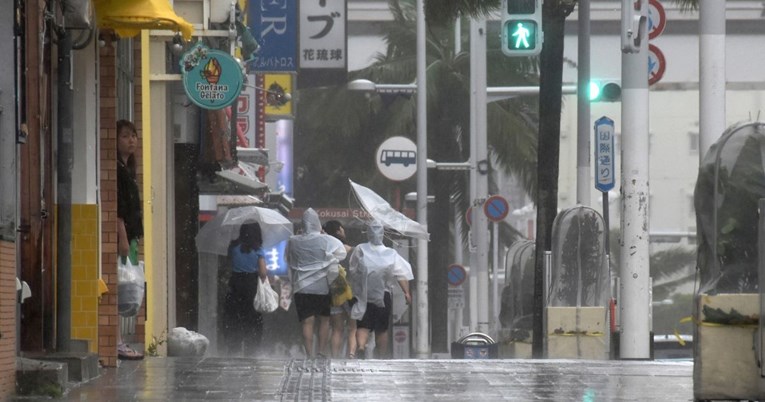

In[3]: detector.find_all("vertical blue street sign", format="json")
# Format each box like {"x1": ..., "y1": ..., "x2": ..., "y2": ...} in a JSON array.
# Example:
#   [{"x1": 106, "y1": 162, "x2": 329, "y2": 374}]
[
  {"x1": 594, "y1": 116, "x2": 616, "y2": 192},
  {"x1": 248, "y1": 0, "x2": 298, "y2": 72}
]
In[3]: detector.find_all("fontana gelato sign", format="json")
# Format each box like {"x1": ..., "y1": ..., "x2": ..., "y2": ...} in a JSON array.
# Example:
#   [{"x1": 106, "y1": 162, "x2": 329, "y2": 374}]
[{"x1": 180, "y1": 43, "x2": 244, "y2": 110}]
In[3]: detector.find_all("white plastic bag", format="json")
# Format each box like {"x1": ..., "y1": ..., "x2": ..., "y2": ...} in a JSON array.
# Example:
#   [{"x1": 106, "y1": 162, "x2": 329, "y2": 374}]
[
  {"x1": 253, "y1": 277, "x2": 279, "y2": 313},
  {"x1": 118, "y1": 258, "x2": 145, "y2": 317}
]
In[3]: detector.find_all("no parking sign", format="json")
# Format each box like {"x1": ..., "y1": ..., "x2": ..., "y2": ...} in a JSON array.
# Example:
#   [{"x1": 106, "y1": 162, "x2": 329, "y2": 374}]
[{"x1": 483, "y1": 195, "x2": 510, "y2": 223}]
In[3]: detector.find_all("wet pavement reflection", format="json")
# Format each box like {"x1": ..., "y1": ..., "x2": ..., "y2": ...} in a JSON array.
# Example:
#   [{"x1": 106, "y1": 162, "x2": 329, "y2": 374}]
[{"x1": 57, "y1": 357, "x2": 693, "y2": 401}]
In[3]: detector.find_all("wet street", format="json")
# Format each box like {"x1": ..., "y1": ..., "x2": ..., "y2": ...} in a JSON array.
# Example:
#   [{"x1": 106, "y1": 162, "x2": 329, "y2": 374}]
[{"x1": 55, "y1": 357, "x2": 694, "y2": 401}]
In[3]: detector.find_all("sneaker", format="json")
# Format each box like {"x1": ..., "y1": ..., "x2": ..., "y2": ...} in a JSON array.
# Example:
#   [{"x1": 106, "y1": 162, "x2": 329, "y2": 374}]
[
  {"x1": 356, "y1": 348, "x2": 366, "y2": 360},
  {"x1": 118, "y1": 343, "x2": 144, "y2": 360}
]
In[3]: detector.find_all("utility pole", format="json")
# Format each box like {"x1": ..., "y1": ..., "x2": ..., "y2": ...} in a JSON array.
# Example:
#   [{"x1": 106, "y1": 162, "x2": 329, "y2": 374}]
[
  {"x1": 0, "y1": 0, "x2": 15, "y2": 242},
  {"x1": 56, "y1": 29, "x2": 73, "y2": 352},
  {"x1": 619, "y1": 0, "x2": 650, "y2": 359},
  {"x1": 470, "y1": 17, "x2": 490, "y2": 334},
  {"x1": 699, "y1": 0, "x2": 726, "y2": 159},
  {"x1": 577, "y1": 0, "x2": 591, "y2": 205}
]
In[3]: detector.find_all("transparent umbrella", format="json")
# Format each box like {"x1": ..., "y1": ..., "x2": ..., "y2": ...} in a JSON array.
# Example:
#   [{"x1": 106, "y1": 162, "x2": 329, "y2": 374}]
[
  {"x1": 349, "y1": 179, "x2": 429, "y2": 240},
  {"x1": 195, "y1": 206, "x2": 293, "y2": 255}
]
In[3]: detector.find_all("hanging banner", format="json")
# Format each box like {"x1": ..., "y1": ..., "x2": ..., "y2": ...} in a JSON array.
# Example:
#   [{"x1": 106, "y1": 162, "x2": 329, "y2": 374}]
[
  {"x1": 180, "y1": 43, "x2": 244, "y2": 110},
  {"x1": 263, "y1": 73, "x2": 295, "y2": 120},
  {"x1": 248, "y1": 0, "x2": 298, "y2": 72}
]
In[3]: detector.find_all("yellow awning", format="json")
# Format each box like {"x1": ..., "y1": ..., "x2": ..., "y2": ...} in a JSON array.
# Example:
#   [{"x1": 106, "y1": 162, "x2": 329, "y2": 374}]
[{"x1": 94, "y1": 0, "x2": 194, "y2": 40}]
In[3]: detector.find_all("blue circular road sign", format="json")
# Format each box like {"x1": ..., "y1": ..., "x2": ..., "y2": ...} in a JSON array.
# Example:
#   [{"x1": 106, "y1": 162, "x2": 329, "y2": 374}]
[
  {"x1": 484, "y1": 195, "x2": 510, "y2": 223},
  {"x1": 447, "y1": 264, "x2": 467, "y2": 286}
]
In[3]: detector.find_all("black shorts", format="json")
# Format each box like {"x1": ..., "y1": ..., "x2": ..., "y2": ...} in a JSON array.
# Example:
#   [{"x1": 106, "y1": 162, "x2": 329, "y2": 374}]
[
  {"x1": 294, "y1": 293, "x2": 331, "y2": 321},
  {"x1": 357, "y1": 292, "x2": 392, "y2": 332}
]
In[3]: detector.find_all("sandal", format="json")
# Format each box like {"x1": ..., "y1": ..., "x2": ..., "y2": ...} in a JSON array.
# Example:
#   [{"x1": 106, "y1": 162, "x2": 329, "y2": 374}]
[{"x1": 118, "y1": 343, "x2": 144, "y2": 360}]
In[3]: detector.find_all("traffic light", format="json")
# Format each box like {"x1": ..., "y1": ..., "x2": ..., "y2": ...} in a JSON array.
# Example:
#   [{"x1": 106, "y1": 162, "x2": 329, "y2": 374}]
[
  {"x1": 589, "y1": 80, "x2": 622, "y2": 102},
  {"x1": 501, "y1": 0, "x2": 543, "y2": 57}
]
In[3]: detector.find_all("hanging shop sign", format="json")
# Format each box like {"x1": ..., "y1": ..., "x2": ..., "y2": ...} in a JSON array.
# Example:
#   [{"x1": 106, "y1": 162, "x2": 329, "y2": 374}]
[{"x1": 180, "y1": 43, "x2": 244, "y2": 110}]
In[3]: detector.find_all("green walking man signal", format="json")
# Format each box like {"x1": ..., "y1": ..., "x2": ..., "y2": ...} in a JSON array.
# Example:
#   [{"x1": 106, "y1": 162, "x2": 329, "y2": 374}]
[
  {"x1": 510, "y1": 21, "x2": 536, "y2": 49},
  {"x1": 501, "y1": 0, "x2": 543, "y2": 57}
]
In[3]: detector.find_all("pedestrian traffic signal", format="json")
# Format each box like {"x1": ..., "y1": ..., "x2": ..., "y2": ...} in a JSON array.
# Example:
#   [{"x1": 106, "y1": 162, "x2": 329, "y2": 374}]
[
  {"x1": 589, "y1": 80, "x2": 622, "y2": 102},
  {"x1": 501, "y1": 0, "x2": 543, "y2": 57}
]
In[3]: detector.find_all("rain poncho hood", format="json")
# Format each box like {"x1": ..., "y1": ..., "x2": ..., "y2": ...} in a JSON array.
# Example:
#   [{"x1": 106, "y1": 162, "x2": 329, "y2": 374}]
[
  {"x1": 367, "y1": 220, "x2": 384, "y2": 245},
  {"x1": 288, "y1": 208, "x2": 346, "y2": 294},
  {"x1": 349, "y1": 221, "x2": 414, "y2": 320}
]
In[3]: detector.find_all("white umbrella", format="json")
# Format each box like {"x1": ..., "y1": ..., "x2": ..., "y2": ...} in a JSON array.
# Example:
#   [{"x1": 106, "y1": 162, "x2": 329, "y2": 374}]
[
  {"x1": 195, "y1": 206, "x2": 293, "y2": 255},
  {"x1": 349, "y1": 179, "x2": 429, "y2": 240}
]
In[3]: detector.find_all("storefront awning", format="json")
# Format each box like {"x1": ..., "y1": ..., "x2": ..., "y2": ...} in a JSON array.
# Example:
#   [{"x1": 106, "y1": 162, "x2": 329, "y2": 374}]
[{"x1": 94, "y1": 0, "x2": 194, "y2": 40}]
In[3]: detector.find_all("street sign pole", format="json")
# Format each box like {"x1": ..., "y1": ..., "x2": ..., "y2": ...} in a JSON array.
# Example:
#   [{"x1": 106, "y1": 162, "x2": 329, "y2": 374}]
[
  {"x1": 594, "y1": 115, "x2": 615, "y2": 287},
  {"x1": 699, "y1": 0, "x2": 726, "y2": 161}
]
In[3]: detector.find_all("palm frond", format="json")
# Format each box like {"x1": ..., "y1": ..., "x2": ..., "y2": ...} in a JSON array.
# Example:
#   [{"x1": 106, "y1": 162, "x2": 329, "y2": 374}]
[
  {"x1": 673, "y1": 0, "x2": 698, "y2": 12},
  {"x1": 425, "y1": 0, "x2": 502, "y2": 25}
]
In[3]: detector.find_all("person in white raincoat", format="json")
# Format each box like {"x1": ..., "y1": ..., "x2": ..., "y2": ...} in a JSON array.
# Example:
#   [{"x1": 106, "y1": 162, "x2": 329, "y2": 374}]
[
  {"x1": 349, "y1": 220, "x2": 413, "y2": 359},
  {"x1": 288, "y1": 208, "x2": 347, "y2": 358}
]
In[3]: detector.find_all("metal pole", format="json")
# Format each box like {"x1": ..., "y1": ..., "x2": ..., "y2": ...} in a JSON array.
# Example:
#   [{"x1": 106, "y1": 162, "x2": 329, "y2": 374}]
[
  {"x1": 620, "y1": 0, "x2": 650, "y2": 359},
  {"x1": 468, "y1": 22, "x2": 478, "y2": 333},
  {"x1": 492, "y1": 221, "x2": 499, "y2": 334},
  {"x1": 414, "y1": 0, "x2": 430, "y2": 359},
  {"x1": 471, "y1": 17, "x2": 490, "y2": 334},
  {"x1": 56, "y1": 29, "x2": 73, "y2": 352},
  {"x1": 699, "y1": 0, "x2": 726, "y2": 160},
  {"x1": 577, "y1": 0, "x2": 591, "y2": 205}
]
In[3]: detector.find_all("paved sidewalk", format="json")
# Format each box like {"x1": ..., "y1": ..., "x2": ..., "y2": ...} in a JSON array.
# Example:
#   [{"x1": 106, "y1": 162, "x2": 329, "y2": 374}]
[{"x1": 53, "y1": 357, "x2": 693, "y2": 401}]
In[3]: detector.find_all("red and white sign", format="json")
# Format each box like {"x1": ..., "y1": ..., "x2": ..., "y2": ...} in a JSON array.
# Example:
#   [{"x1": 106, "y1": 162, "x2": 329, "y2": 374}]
[
  {"x1": 648, "y1": 44, "x2": 666, "y2": 86},
  {"x1": 648, "y1": 0, "x2": 666, "y2": 40}
]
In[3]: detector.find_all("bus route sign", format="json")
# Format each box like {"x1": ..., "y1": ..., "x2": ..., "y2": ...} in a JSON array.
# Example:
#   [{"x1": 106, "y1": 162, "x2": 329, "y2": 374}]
[{"x1": 376, "y1": 136, "x2": 417, "y2": 181}]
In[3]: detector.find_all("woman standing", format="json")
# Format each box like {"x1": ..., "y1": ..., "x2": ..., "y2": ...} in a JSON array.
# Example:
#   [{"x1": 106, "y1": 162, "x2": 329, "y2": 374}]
[
  {"x1": 223, "y1": 222, "x2": 268, "y2": 356},
  {"x1": 117, "y1": 120, "x2": 144, "y2": 360},
  {"x1": 322, "y1": 220, "x2": 357, "y2": 358}
]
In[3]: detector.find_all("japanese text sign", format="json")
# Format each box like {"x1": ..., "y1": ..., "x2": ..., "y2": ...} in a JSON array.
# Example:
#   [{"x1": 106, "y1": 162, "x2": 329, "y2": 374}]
[
  {"x1": 594, "y1": 116, "x2": 616, "y2": 192},
  {"x1": 299, "y1": 0, "x2": 347, "y2": 69},
  {"x1": 248, "y1": 0, "x2": 298, "y2": 72}
]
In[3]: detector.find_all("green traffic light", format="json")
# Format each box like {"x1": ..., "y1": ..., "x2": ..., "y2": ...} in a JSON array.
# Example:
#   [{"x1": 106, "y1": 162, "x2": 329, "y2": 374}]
[
  {"x1": 589, "y1": 81, "x2": 622, "y2": 102},
  {"x1": 589, "y1": 82, "x2": 601, "y2": 101},
  {"x1": 506, "y1": 20, "x2": 537, "y2": 50}
]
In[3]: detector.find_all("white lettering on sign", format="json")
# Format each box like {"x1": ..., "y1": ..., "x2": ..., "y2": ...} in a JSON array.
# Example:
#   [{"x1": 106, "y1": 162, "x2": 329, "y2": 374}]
[{"x1": 260, "y1": 0, "x2": 288, "y2": 37}]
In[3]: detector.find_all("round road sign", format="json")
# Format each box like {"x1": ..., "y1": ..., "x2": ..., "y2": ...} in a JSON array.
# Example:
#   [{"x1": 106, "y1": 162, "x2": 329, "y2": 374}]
[
  {"x1": 484, "y1": 195, "x2": 510, "y2": 223},
  {"x1": 447, "y1": 264, "x2": 467, "y2": 286},
  {"x1": 648, "y1": 0, "x2": 666, "y2": 40},
  {"x1": 376, "y1": 136, "x2": 417, "y2": 181},
  {"x1": 648, "y1": 44, "x2": 666, "y2": 86}
]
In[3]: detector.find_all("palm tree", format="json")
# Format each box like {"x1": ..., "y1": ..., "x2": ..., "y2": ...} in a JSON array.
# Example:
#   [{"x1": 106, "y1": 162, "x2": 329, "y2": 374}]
[{"x1": 296, "y1": 0, "x2": 539, "y2": 352}]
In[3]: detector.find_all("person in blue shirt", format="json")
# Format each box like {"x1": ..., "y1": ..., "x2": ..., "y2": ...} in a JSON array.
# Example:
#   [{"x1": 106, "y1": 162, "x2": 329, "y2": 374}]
[{"x1": 223, "y1": 222, "x2": 268, "y2": 356}]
